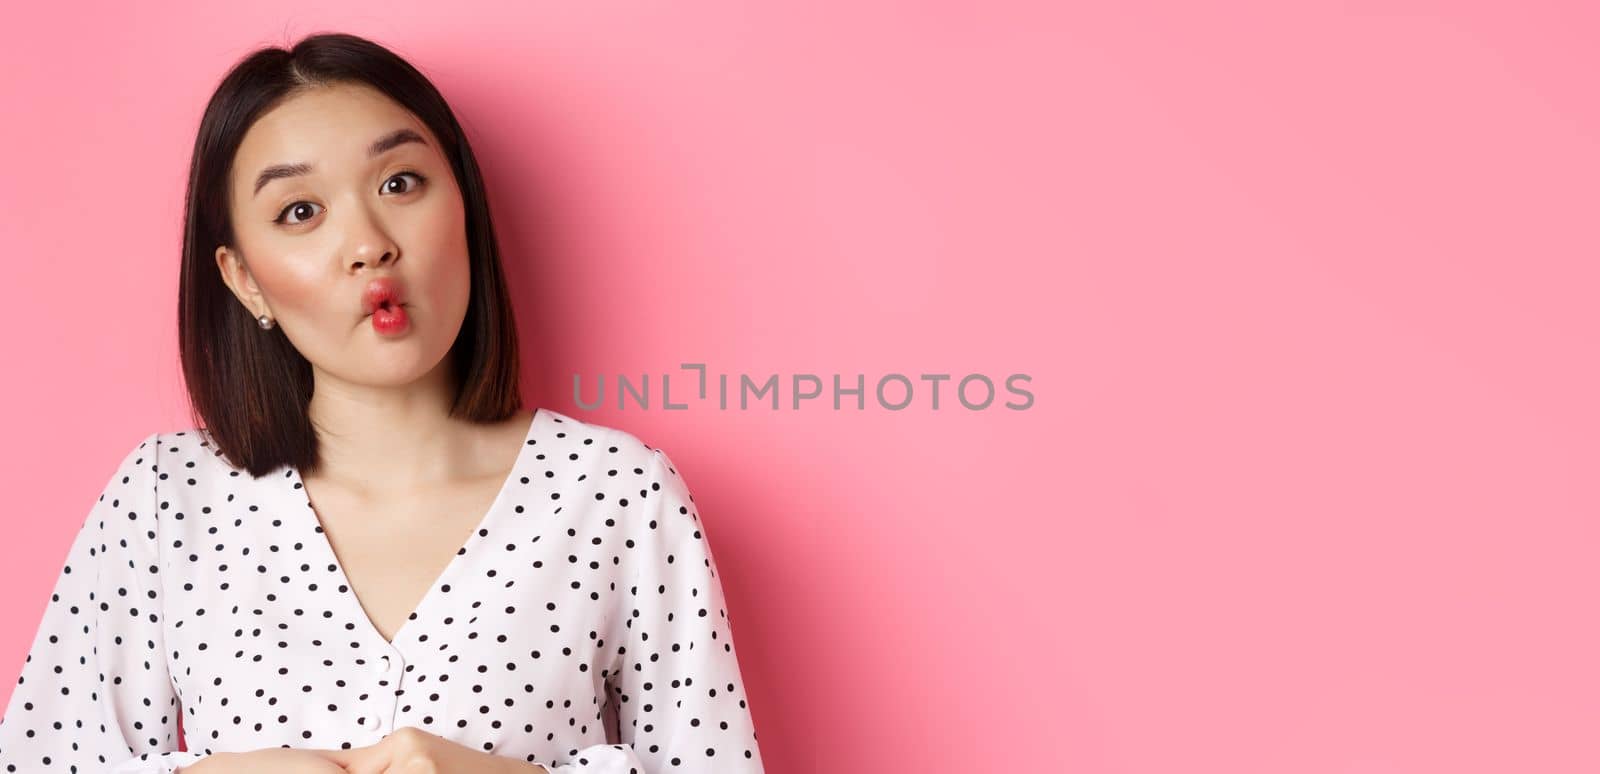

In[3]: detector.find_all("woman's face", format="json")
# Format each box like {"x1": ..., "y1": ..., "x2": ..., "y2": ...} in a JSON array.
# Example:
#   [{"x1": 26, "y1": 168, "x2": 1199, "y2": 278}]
[{"x1": 216, "y1": 81, "x2": 470, "y2": 390}]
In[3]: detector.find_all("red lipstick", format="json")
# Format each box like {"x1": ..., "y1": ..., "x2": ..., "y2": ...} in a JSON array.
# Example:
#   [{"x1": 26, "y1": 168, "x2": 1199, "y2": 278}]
[{"x1": 360, "y1": 277, "x2": 410, "y2": 337}]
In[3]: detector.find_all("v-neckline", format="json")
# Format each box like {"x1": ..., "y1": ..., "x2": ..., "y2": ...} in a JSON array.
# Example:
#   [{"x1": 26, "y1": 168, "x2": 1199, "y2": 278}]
[{"x1": 282, "y1": 407, "x2": 546, "y2": 649}]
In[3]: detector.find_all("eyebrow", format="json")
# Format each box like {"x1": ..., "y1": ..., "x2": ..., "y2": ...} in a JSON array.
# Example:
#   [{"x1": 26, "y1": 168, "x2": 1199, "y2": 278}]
[{"x1": 252, "y1": 128, "x2": 429, "y2": 197}]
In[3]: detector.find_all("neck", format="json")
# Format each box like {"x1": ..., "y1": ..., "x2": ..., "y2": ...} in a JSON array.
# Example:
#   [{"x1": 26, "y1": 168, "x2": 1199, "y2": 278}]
[{"x1": 304, "y1": 355, "x2": 479, "y2": 494}]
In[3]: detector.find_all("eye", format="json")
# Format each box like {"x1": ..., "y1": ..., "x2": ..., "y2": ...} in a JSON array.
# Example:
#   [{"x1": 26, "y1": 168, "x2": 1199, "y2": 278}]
[
  {"x1": 382, "y1": 170, "x2": 427, "y2": 195},
  {"x1": 272, "y1": 171, "x2": 428, "y2": 227},
  {"x1": 274, "y1": 201, "x2": 323, "y2": 226}
]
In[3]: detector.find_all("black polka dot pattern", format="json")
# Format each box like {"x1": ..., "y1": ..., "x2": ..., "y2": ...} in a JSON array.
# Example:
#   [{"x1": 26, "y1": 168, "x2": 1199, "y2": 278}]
[{"x1": 0, "y1": 408, "x2": 765, "y2": 772}]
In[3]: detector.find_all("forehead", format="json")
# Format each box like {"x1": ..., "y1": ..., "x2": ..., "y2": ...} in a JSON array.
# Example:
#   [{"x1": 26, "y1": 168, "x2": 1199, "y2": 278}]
[{"x1": 233, "y1": 83, "x2": 434, "y2": 176}]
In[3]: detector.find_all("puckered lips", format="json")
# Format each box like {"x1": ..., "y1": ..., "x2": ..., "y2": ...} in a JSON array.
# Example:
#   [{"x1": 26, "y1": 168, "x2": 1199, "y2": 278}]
[
  {"x1": 360, "y1": 276, "x2": 406, "y2": 317},
  {"x1": 360, "y1": 276, "x2": 411, "y2": 336}
]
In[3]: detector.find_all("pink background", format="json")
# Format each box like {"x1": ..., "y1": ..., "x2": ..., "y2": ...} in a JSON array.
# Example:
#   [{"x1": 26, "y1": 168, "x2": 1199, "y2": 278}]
[{"x1": 1, "y1": 2, "x2": 1596, "y2": 772}]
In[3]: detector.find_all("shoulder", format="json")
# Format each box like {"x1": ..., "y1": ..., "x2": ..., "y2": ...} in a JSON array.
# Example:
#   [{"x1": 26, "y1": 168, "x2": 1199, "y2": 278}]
[
  {"x1": 80, "y1": 431, "x2": 166, "y2": 552},
  {"x1": 96, "y1": 430, "x2": 163, "y2": 494},
  {"x1": 148, "y1": 425, "x2": 225, "y2": 461},
  {"x1": 148, "y1": 424, "x2": 254, "y2": 475},
  {"x1": 536, "y1": 408, "x2": 694, "y2": 503},
  {"x1": 535, "y1": 408, "x2": 680, "y2": 471},
  {"x1": 128, "y1": 426, "x2": 258, "y2": 501}
]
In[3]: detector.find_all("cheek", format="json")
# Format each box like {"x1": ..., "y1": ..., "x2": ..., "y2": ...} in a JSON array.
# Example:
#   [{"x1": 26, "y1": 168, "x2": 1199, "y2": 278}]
[
  {"x1": 248, "y1": 254, "x2": 336, "y2": 318},
  {"x1": 407, "y1": 196, "x2": 473, "y2": 304},
  {"x1": 413, "y1": 187, "x2": 469, "y2": 258},
  {"x1": 424, "y1": 251, "x2": 473, "y2": 316}
]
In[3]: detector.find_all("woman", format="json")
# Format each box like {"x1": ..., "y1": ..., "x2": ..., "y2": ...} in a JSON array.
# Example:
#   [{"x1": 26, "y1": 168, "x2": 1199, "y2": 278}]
[{"x1": 0, "y1": 32, "x2": 765, "y2": 774}]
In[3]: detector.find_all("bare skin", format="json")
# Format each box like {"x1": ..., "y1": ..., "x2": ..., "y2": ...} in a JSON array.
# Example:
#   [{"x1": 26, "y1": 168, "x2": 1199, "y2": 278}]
[
  {"x1": 298, "y1": 405, "x2": 534, "y2": 644},
  {"x1": 193, "y1": 81, "x2": 549, "y2": 772}
]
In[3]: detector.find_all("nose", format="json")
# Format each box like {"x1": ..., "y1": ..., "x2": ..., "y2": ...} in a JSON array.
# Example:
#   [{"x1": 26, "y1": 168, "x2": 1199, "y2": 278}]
[
  {"x1": 349, "y1": 250, "x2": 396, "y2": 272},
  {"x1": 343, "y1": 206, "x2": 400, "y2": 273}
]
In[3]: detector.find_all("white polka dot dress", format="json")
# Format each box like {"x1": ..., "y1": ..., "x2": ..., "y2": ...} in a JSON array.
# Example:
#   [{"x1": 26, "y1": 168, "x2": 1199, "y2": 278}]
[{"x1": 0, "y1": 408, "x2": 766, "y2": 773}]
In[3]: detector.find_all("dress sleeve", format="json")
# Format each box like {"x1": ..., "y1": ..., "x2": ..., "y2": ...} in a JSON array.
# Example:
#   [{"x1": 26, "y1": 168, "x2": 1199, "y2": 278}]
[
  {"x1": 540, "y1": 447, "x2": 766, "y2": 774},
  {"x1": 0, "y1": 432, "x2": 211, "y2": 773}
]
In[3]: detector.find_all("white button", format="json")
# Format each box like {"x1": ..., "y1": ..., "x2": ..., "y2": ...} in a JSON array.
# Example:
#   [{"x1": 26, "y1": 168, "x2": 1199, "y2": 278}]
[
  {"x1": 375, "y1": 655, "x2": 391, "y2": 674},
  {"x1": 364, "y1": 714, "x2": 382, "y2": 731}
]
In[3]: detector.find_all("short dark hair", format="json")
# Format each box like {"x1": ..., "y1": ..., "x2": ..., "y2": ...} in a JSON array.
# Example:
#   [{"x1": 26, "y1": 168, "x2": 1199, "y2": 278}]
[{"x1": 178, "y1": 32, "x2": 523, "y2": 478}]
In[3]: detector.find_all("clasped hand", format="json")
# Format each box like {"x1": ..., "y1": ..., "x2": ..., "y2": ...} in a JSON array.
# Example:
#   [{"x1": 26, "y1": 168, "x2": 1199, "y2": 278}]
[{"x1": 199, "y1": 726, "x2": 544, "y2": 773}]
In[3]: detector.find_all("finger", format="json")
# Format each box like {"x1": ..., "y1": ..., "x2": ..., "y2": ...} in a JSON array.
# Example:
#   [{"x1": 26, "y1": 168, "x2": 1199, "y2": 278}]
[
  {"x1": 313, "y1": 747, "x2": 360, "y2": 767},
  {"x1": 353, "y1": 738, "x2": 403, "y2": 774},
  {"x1": 333, "y1": 744, "x2": 393, "y2": 774}
]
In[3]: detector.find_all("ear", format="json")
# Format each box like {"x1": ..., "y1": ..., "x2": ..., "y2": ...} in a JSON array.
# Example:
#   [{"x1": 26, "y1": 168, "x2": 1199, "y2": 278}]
[{"x1": 214, "y1": 245, "x2": 269, "y2": 319}]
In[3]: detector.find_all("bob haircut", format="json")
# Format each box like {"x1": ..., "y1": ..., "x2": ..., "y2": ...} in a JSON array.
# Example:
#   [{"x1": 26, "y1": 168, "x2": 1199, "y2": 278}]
[{"x1": 178, "y1": 32, "x2": 523, "y2": 479}]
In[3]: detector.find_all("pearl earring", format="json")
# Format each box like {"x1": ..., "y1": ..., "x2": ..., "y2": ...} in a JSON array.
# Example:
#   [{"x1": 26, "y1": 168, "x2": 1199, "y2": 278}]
[{"x1": 257, "y1": 314, "x2": 276, "y2": 330}]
